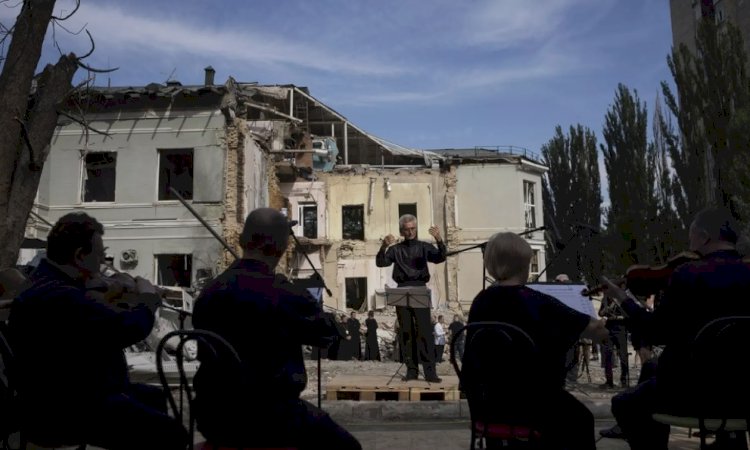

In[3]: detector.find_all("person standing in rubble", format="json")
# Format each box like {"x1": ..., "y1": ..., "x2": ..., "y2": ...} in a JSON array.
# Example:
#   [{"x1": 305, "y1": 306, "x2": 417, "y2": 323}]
[
  {"x1": 376, "y1": 214, "x2": 446, "y2": 383},
  {"x1": 8, "y1": 212, "x2": 188, "y2": 450},
  {"x1": 346, "y1": 311, "x2": 362, "y2": 360},
  {"x1": 364, "y1": 310, "x2": 381, "y2": 361},
  {"x1": 192, "y1": 208, "x2": 360, "y2": 450}
]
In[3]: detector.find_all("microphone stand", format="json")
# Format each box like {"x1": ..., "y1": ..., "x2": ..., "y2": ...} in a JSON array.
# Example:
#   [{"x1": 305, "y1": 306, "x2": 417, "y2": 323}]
[
  {"x1": 288, "y1": 232, "x2": 332, "y2": 410},
  {"x1": 446, "y1": 226, "x2": 546, "y2": 289}
]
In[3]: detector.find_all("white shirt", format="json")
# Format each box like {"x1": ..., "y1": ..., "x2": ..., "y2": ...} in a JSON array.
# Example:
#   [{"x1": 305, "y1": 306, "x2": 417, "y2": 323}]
[{"x1": 434, "y1": 322, "x2": 446, "y2": 345}]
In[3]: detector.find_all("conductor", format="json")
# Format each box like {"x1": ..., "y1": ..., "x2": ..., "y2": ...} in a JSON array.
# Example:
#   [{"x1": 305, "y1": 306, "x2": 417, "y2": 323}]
[{"x1": 376, "y1": 214, "x2": 446, "y2": 382}]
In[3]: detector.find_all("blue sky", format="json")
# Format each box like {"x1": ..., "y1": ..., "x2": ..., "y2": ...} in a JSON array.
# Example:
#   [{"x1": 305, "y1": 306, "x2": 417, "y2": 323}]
[{"x1": 1, "y1": 0, "x2": 675, "y2": 158}]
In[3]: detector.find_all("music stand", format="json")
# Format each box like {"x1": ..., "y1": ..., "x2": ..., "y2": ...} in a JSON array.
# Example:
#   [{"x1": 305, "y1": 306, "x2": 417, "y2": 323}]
[{"x1": 385, "y1": 287, "x2": 432, "y2": 385}]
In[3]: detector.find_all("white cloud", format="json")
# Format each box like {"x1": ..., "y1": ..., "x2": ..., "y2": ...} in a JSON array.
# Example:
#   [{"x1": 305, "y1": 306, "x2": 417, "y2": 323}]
[
  {"x1": 49, "y1": 3, "x2": 408, "y2": 77},
  {"x1": 460, "y1": 0, "x2": 602, "y2": 48}
]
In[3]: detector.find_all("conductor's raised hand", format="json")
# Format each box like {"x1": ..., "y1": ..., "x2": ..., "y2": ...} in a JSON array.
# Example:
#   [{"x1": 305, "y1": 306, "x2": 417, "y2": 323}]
[
  {"x1": 428, "y1": 226, "x2": 442, "y2": 242},
  {"x1": 383, "y1": 234, "x2": 397, "y2": 247}
]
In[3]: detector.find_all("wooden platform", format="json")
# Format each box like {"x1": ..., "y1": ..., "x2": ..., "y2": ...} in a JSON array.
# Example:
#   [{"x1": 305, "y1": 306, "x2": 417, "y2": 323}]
[{"x1": 326, "y1": 375, "x2": 461, "y2": 401}]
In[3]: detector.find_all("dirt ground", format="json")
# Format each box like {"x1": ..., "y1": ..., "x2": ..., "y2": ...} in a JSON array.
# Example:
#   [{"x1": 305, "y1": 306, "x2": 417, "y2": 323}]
[{"x1": 301, "y1": 345, "x2": 635, "y2": 403}]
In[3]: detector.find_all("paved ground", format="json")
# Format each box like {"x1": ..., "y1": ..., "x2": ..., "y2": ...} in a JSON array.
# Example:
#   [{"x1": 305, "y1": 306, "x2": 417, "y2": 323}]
[
  {"x1": 9, "y1": 352, "x2": 724, "y2": 448},
  {"x1": 346, "y1": 419, "x2": 702, "y2": 450}
]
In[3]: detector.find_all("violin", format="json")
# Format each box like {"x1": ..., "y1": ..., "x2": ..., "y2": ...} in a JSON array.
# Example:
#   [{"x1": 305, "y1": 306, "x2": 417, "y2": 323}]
[
  {"x1": 581, "y1": 251, "x2": 701, "y2": 298},
  {"x1": 85, "y1": 266, "x2": 168, "y2": 308}
]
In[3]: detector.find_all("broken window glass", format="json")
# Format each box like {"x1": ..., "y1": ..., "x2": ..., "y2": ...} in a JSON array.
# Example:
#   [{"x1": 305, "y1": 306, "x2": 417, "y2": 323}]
[
  {"x1": 523, "y1": 180, "x2": 536, "y2": 229},
  {"x1": 158, "y1": 149, "x2": 194, "y2": 201},
  {"x1": 298, "y1": 203, "x2": 318, "y2": 238},
  {"x1": 82, "y1": 152, "x2": 117, "y2": 202},
  {"x1": 529, "y1": 249, "x2": 540, "y2": 280},
  {"x1": 342, "y1": 205, "x2": 364, "y2": 240},
  {"x1": 345, "y1": 277, "x2": 367, "y2": 310},
  {"x1": 155, "y1": 254, "x2": 192, "y2": 287}
]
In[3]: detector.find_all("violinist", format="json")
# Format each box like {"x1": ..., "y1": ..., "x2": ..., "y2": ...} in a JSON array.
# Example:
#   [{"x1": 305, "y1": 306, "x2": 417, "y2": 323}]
[
  {"x1": 7, "y1": 212, "x2": 188, "y2": 450},
  {"x1": 603, "y1": 207, "x2": 750, "y2": 450}
]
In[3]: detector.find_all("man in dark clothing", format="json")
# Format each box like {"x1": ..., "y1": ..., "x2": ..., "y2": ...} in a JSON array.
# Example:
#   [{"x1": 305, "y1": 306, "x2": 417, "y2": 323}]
[
  {"x1": 192, "y1": 208, "x2": 360, "y2": 450},
  {"x1": 447, "y1": 314, "x2": 465, "y2": 361},
  {"x1": 467, "y1": 232, "x2": 607, "y2": 450},
  {"x1": 376, "y1": 214, "x2": 446, "y2": 382},
  {"x1": 605, "y1": 207, "x2": 750, "y2": 450},
  {"x1": 346, "y1": 311, "x2": 362, "y2": 360},
  {"x1": 364, "y1": 310, "x2": 380, "y2": 361},
  {"x1": 8, "y1": 212, "x2": 187, "y2": 450},
  {"x1": 598, "y1": 295, "x2": 630, "y2": 388}
]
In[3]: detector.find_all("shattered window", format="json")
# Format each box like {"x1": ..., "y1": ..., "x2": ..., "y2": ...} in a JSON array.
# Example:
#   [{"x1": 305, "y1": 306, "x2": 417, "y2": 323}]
[
  {"x1": 82, "y1": 152, "x2": 117, "y2": 202},
  {"x1": 345, "y1": 277, "x2": 367, "y2": 310},
  {"x1": 298, "y1": 203, "x2": 318, "y2": 239},
  {"x1": 523, "y1": 180, "x2": 536, "y2": 229},
  {"x1": 342, "y1": 205, "x2": 364, "y2": 240},
  {"x1": 155, "y1": 254, "x2": 192, "y2": 287},
  {"x1": 158, "y1": 149, "x2": 194, "y2": 201},
  {"x1": 528, "y1": 249, "x2": 540, "y2": 281}
]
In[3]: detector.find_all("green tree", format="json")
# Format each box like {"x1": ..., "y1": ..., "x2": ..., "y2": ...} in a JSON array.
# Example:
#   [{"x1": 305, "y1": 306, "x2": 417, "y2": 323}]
[
  {"x1": 650, "y1": 93, "x2": 686, "y2": 260},
  {"x1": 601, "y1": 84, "x2": 657, "y2": 273},
  {"x1": 541, "y1": 124, "x2": 602, "y2": 283},
  {"x1": 661, "y1": 19, "x2": 750, "y2": 228}
]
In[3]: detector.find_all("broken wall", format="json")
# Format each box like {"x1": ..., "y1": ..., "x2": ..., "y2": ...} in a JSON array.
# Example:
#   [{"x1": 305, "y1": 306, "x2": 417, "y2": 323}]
[
  {"x1": 316, "y1": 168, "x2": 448, "y2": 313},
  {"x1": 41, "y1": 106, "x2": 229, "y2": 285}
]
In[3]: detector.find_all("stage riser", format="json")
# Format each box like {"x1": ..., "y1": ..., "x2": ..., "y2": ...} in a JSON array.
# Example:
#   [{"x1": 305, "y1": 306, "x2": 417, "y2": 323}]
[{"x1": 326, "y1": 374, "x2": 461, "y2": 402}]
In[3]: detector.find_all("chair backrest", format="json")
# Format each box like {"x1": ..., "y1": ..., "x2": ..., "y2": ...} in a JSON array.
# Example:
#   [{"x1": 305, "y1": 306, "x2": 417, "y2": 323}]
[
  {"x1": 450, "y1": 321, "x2": 540, "y2": 424},
  {"x1": 156, "y1": 329, "x2": 242, "y2": 444},
  {"x1": 690, "y1": 316, "x2": 750, "y2": 418}
]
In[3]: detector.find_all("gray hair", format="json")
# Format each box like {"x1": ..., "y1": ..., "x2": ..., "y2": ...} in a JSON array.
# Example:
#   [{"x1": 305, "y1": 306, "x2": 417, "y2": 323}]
[
  {"x1": 484, "y1": 232, "x2": 533, "y2": 282},
  {"x1": 692, "y1": 206, "x2": 739, "y2": 244},
  {"x1": 399, "y1": 214, "x2": 417, "y2": 230}
]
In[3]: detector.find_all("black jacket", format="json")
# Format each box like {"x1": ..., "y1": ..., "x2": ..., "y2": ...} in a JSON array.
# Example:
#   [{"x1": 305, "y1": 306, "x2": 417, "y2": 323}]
[
  {"x1": 376, "y1": 239, "x2": 446, "y2": 286},
  {"x1": 8, "y1": 259, "x2": 158, "y2": 406},
  {"x1": 192, "y1": 258, "x2": 339, "y2": 405}
]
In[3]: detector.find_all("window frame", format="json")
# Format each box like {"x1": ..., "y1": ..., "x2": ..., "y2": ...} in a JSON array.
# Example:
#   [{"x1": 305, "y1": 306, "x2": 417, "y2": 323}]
[
  {"x1": 342, "y1": 204, "x2": 365, "y2": 240},
  {"x1": 80, "y1": 151, "x2": 117, "y2": 203},
  {"x1": 297, "y1": 202, "x2": 318, "y2": 239},
  {"x1": 154, "y1": 253, "x2": 193, "y2": 288},
  {"x1": 157, "y1": 148, "x2": 195, "y2": 202},
  {"x1": 523, "y1": 180, "x2": 537, "y2": 229}
]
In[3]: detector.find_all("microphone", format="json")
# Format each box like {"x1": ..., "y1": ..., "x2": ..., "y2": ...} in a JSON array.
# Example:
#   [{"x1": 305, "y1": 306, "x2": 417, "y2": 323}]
[
  {"x1": 288, "y1": 220, "x2": 299, "y2": 227},
  {"x1": 572, "y1": 222, "x2": 600, "y2": 234}
]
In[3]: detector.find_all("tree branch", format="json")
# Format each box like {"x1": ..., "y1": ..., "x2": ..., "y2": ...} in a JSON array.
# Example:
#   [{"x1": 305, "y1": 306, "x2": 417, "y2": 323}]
[
  {"x1": 57, "y1": 109, "x2": 111, "y2": 137},
  {"x1": 13, "y1": 116, "x2": 40, "y2": 171},
  {"x1": 50, "y1": 0, "x2": 80, "y2": 21}
]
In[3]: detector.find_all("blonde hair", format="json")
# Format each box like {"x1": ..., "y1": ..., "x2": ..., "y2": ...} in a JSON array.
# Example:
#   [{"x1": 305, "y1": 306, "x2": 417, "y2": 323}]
[{"x1": 483, "y1": 232, "x2": 533, "y2": 282}]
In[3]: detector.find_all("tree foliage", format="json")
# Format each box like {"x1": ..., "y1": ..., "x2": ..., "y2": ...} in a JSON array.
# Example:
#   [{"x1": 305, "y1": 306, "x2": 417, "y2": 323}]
[
  {"x1": 661, "y1": 19, "x2": 750, "y2": 229},
  {"x1": 601, "y1": 84, "x2": 657, "y2": 273},
  {"x1": 541, "y1": 124, "x2": 602, "y2": 283}
]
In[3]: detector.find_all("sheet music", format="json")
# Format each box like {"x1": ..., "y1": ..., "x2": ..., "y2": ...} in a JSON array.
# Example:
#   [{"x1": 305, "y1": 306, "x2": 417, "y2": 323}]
[{"x1": 526, "y1": 283, "x2": 597, "y2": 318}]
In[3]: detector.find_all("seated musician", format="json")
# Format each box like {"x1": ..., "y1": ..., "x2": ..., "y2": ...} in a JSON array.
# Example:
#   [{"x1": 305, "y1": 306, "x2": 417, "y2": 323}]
[
  {"x1": 467, "y1": 232, "x2": 607, "y2": 450},
  {"x1": 8, "y1": 212, "x2": 187, "y2": 450},
  {"x1": 604, "y1": 206, "x2": 750, "y2": 450},
  {"x1": 192, "y1": 208, "x2": 361, "y2": 449}
]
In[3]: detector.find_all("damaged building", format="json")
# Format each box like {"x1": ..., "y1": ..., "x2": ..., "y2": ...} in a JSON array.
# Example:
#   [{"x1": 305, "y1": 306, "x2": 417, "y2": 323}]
[{"x1": 27, "y1": 68, "x2": 548, "y2": 315}]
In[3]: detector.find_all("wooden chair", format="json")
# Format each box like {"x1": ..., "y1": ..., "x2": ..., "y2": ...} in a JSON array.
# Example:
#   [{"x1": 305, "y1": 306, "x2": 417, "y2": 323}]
[
  {"x1": 156, "y1": 329, "x2": 296, "y2": 450},
  {"x1": 450, "y1": 321, "x2": 543, "y2": 449},
  {"x1": 652, "y1": 316, "x2": 750, "y2": 450}
]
